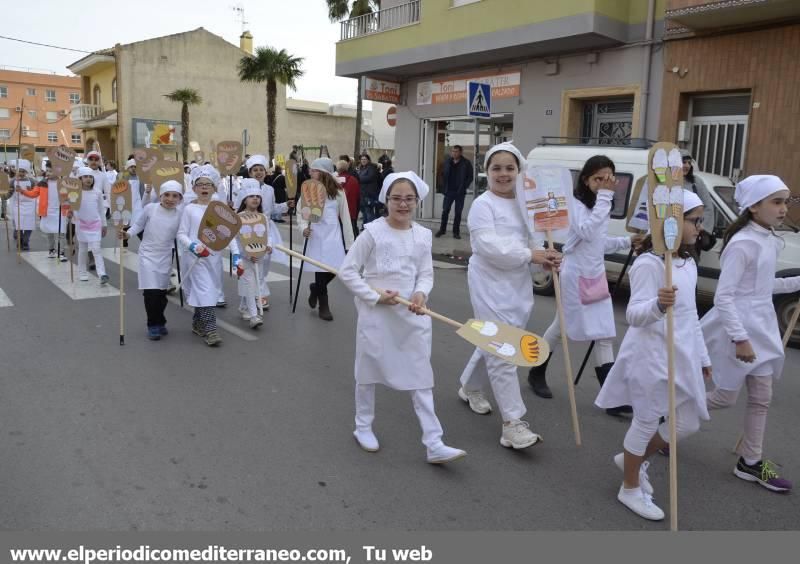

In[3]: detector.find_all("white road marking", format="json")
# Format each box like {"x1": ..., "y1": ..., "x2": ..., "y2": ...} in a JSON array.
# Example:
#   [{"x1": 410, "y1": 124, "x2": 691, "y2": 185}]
[
  {"x1": 0, "y1": 288, "x2": 13, "y2": 307},
  {"x1": 21, "y1": 251, "x2": 120, "y2": 299}
]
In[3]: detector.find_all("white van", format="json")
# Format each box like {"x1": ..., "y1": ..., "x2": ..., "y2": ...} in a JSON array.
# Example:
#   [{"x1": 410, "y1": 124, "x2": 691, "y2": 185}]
[{"x1": 525, "y1": 144, "x2": 800, "y2": 344}]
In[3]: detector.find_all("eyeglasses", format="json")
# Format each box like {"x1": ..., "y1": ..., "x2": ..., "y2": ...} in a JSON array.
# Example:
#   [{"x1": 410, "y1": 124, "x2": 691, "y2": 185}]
[
  {"x1": 194, "y1": 182, "x2": 214, "y2": 188},
  {"x1": 87, "y1": 156, "x2": 100, "y2": 161},
  {"x1": 387, "y1": 196, "x2": 418, "y2": 205}
]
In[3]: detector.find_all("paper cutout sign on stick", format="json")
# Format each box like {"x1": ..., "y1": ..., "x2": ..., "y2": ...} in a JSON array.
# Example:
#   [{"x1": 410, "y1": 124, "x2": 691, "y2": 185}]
[
  {"x1": 647, "y1": 143, "x2": 684, "y2": 255},
  {"x1": 19, "y1": 143, "x2": 35, "y2": 163},
  {"x1": 45, "y1": 145, "x2": 77, "y2": 177},
  {"x1": 238, "y1": 211, "x2": 269, "y2": 259},
  {"x1": 110, "y1": 180, "x2": 133, "y2": 228},
  {"x1": 300, "y1": 179, "x2": 326, "y2": 223},
  {"x1": 216, "y1": 141, "x2": 243, "y2": 175},
  {"x1": 520, "y1": 164, "x2": 573, "y2": 237},
  {"x1": 627, "y1": 176, "x2": 650, "y2": 233},
  {"x1": 151, "y1": 160, "x2": 185, "y2": 189},
  {"x1": 285, "y1": 158, "x2": 298, "y2": 199},
  {"x1": 457, "y1": 319, "x2": 550, "y2": 367},
  {"x1": 133, "y1": 148, "x2": 162, "y2": 185},
  {"x1": 193, "y1": 151, "x2": 205, "y2": 164},
  {"x1": 198, "y1": 201, "x2": 242, "y2": 252},
  {"x1": 0, "y1": 171, "x2": 9, "y2": 193},
  {"x1": 58, "y1": 177, "x2": 83, "y2": 211}
]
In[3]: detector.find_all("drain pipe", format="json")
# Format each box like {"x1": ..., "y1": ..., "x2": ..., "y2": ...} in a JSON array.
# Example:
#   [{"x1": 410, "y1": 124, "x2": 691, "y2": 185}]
[{"x1": 639, "y1": 0, "x2": 656, "y2": 140}]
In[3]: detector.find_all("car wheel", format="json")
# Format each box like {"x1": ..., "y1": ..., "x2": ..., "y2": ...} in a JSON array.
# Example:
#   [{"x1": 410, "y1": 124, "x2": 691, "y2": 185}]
[
  {"x1": 532, "y1": 271, "x2": 555, "y2": 296},
  {"x1": 775, "y1": 293, "x2": 800, "y2": 348}
]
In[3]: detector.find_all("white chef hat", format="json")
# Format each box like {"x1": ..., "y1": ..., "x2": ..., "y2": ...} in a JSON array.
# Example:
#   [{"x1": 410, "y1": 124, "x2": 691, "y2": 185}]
[
  {"x1": 239, "y1": 178, "x2": 262, "y2": 201},
  {"x1": 15, "y1": 159, "x2": 31, "y2": 173},
  {"x1": 483, "y1": 142, "x2": 526, "y2": 170},
  {"x1": 8, "y1": 159, "x2": 16, "y2": 169},
  {"x1": 734, "y1": 175, "x2": 789, "y2": 214},
  {"x1": 682, "y1": 189, "x2": 704, "y2": 213},
  {"x1": 379, "y1": 171, "x2": 430, "y2": 203},
  {"x1": 159, "y1": 180, "x2": 183, "y2": 196},
  {"x1": 191, "y1": 164, "x2": 220, "y2": 186},
  {"x1": 77, "y1": 166, "x2": 93, "y2": 177},
  {"x1": 310, "y1": 157, "x2": 335, "y2": 176},
  {"x1": 189, "y1": 162, "x2": 199, "y2": 171},
  {"x1": 125, "y1": 159, "x2": 136, "y2": 169},
  {"x1": 246, "y1": 154, "x2": 268, "y2": 170}
]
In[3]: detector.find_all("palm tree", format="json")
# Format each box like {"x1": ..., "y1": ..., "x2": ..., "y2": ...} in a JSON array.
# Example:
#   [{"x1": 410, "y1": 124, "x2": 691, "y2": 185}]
[
  {"x1": 326, "y1": 1, "x2": 380, "y2": 156},
  {"x1": 164, "y1": 88, "x2": 202, "y2": 162},
  {"x1": 238, "y1": 47, "x2": 304, "y2": 161}
]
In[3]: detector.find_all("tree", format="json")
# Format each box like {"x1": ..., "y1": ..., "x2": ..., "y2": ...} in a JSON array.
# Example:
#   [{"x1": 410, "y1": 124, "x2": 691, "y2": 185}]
[
  {"x1": 163, "y1": 88, "x2": 202, "y2": 162},
  {"x1": 238, "y1": 47, "x2": 304, "y2": 162},
  {"x1": 326, "y1": 1, "x2": 380, "y2": 157}
]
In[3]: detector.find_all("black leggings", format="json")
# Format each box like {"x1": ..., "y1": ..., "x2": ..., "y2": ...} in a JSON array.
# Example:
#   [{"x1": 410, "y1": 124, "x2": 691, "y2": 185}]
[
  {"x1": 143, "y1": 289, "x2": 168, "y2": 327},
  {"x1": 314, "y1": 272, "x2": 336, "y2": 296}
]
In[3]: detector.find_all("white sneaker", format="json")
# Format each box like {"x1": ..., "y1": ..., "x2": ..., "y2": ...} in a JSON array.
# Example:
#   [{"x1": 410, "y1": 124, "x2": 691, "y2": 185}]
[
  {"x1": 249, "y1": 315, "x2": 263, "y2": 329},
  {"x1": 458, "y1": 387, "x2": 492, "y2": 414},
  {"x1": 617, "y1": 485, "x2": 665, "y2": 521},
  {"x1": 500, "y1": 420, "x2": 542, "y2": 449},
  {"x1": 614, "y1": 453, "x2": 654, "y2": 495},
  {"x1": 240, "y1": 309, "x2": 252, "y2": 321},
  {"x1": 426, "y1": 443, "x2": 467, "y2": 464},
  {"x1": 48, "y1": 249, "x2": 56, "y2": 259},
  {"x1": 59, "y1": 253, "x2": 68, "y2": 263},
  {"x1": 79, "y1": 272, "x2": 89, "y2": 282},
  {"x1": 353, "y1": 429, "x2": 379, "y2": 452}
]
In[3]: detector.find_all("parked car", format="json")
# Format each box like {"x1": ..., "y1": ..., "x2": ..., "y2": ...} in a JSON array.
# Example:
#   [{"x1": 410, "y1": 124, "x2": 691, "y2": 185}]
[{"x1": 525, "y1": 144, "x2": 800, "y2": 344}]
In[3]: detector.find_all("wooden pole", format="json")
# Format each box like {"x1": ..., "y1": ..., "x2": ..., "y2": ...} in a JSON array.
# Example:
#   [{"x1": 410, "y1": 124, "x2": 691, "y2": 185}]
[
  {"x1": 289, "y1": 206, "x2": 294, "y2": 304},
  {"x1": 119, "y1": 230, "x2": 125, "y2": 346},
  {"x1": 254, "y1": 263, "x2": 263, "y2": 317},
  {"x1": 291, "y1": 238, "x2": 309, "y2": 314},
  {"x1": 68, "y1": 216, "x2": 74, "y2": 283},
  {"x1": 665, "y1": 251, "x2": 678, "y2": 531},
  {"x1": 547, "y1": 231, "x2": 582, "y2": 447},
  {"x1": 173, "y1": 240, "x2": 184, "y2": 307}
]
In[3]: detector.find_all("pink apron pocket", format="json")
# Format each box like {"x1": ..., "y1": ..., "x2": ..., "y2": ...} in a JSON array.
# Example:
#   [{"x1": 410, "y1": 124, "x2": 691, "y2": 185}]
[{"x1": 578, "y1": 273, "x2": 610, "y2": 305}]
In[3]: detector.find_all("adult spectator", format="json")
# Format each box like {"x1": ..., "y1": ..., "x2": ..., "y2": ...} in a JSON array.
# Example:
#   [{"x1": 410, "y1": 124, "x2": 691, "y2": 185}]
[
  {"x1": 337, "y1": 159, "x2": 361, "y2": 237},
  {"x1": 356, "y1": 153, "x2": 380, "y2": 226},
  {"x1": 435, "y1": 145, "x2": 473, "y2": 239}
]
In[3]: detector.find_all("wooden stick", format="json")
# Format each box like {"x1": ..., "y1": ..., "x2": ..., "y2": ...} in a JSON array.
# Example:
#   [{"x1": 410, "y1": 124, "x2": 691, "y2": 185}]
[
  {"x1": 665, "y1": 251, "x2": 678, "y2": 532},
  {"x1": 291, "y1": 238, "x2": 309, "y2": 314},
  {"x1": 68, "y1": 217, "x2": 74, "y2": 283},
  {"x1": 547, "y1": 231, "x2": 582, "y2": 447},
  {"x1": 3, "y1": 203, "x2": 9, "y2": 252},
  {"x1": 289, "y1": 209, "x2": 294, "y2": 304},
  {"x1": 119, "y1": 231, "x2": 125, "y2": 346},
  {"x1": 276, "y1": 244, "x2": 462, "y2": 329},
  {"x1": 16, "y1": 185, "x2": 21, "y2": 263},
  {"x1": 174, "y1": 257, "x2": 200, "y2": 294},
  {"x1": 173, "y1": 240, "x2": 184, "y2": 307},
  {"x1": 254, "y1": 263, "x2": 263, "y2": 317}
]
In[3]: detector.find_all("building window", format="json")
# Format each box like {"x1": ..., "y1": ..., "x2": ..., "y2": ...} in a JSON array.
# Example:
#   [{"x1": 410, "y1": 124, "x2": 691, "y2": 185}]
[
  {"x1": 46, "y1": 111, "x2": 58, "y2": 122},
  {"x1": 93, "y1": 85, "x2": 101, "y2": 106},
  {"x1": 45, "y1": 89, "x2": 56, "y2": 102},
  {"x1": 0, "y1": 86, "x2": 7, "y2": 98},
  {"x1": 27, "y1": 87, "x2": 36, "y2": 96},
  {"x1": 71, "y1": 132, "x2": 81, "y2": 144},
  {"x1": 0, "y1": 108, "x2": 9, "y2": 119},
  {"x1": 111, "y1": 78, "x2": 117, "y2": 103},
  {"x1": 0, "y1": 128, "x2": 10, "y2": 140},
  {"x1": 28, "y1": 110, "x2": 37, "y2": 119},
  {"x1": 581, "y1": 98, "x2": 635, "y2": 145},
  {"x1": 47, "y1": 131, "x2": 58, "y2": 143},
  {"x1": 452, "y1": 0, "x2": 482, "y2": 6},
  {"x1": 69, "y1": 92, "x2": 80, "y2": 105}
]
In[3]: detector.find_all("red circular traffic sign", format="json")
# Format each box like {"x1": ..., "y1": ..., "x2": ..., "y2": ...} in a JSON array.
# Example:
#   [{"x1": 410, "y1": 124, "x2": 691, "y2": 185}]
[{"x1": 386, "y1": 106, "x2": 397, "y2": 127}]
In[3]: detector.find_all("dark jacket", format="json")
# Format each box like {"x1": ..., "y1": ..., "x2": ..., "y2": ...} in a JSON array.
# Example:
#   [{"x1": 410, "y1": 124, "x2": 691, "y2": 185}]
[
  {"x1": 272, "y1": 173, "x2": 287, "y2": 203},
  {"x1": 443, "y1": 157, "x2": 473, "y2": 197},
  {"x1": 357, "y1": 163, "x2": 380, "y2": 198},
  {"x1": 380, "y1": 166, "x2": 394, "y2": 189}
]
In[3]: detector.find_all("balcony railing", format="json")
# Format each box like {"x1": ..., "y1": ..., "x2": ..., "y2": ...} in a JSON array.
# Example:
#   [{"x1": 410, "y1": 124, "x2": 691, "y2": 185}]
[
  {"x1": 340, "y1": 1, "x2": 421, "y2": 41},
  {"x1": 70, "y1": 104, "x2": 103, "y2": 128}
]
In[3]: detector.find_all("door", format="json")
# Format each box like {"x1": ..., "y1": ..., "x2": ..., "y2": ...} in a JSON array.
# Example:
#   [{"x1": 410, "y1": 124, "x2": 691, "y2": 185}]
[{"x1": 689, "y1": 94, "x2": 750, "y2": 179}]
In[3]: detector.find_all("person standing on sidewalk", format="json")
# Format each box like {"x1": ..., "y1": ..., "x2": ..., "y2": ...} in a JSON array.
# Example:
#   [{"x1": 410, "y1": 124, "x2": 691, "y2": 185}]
[
  {"x1": 356, "y1": 154, "x2": 380, "y2": 227},
  {"x1": 435, "y1": 145, "x2": 473, "y2": 240}
]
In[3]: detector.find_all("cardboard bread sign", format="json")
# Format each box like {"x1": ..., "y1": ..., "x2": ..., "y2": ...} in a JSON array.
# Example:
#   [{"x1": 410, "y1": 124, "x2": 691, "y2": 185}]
[
  {"x1": 198, "y1": 200, "x2": 242, "y2": 252},
  {"x1": 110, "y1": 179, "x2": 133, "y2": 228},
  {"x1": 456, "y1": 319, "x2": 550, "y2": 368},
  {"x1": 520, "y1": 164, "x2": 574, "y2": 238},
  {"x1": 285, "y1": 158, "x2": 298, "y2": 199},
  {"x1": 300, "y1": 179, "x2": 327, "y2": 223},
  {"x1": 20, "y1": 143, "x2": 36, "y2": 163},
  {"x1": 58, "y1": 176, "x2": 83, "y2": 211},
  {"x1": 647, "y1": 142, "x2": 684, "y2": 255},
  {"x1": 0, "y1": 170, "x2": 10, "y2": 194},
  {"x1": 151, "y1": 159, "x2": 185, "y2": 190},
  {"x1": 46, "y1": 145, "x2": 77, "y2": 177},
  {"x1": 216, "y1": 141, "x2": 243, "y2": 176},
  {"x1": 238, "y1": 211, "x2": 269, "y2": 259},
  {"x1": 133, "y1": 148, "x2": 163, "y2": 185}
]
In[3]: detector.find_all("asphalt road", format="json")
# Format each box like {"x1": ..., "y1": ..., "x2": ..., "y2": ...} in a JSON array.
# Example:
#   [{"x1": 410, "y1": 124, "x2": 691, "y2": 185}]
[{"x1": 1, "y1": 223, "x2": 798, "y2": 531}]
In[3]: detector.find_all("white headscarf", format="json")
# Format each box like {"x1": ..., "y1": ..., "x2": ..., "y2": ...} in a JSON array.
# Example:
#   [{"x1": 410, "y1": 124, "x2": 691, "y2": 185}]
[
  {"x1": 191, "y1": 164, "x2": 220, "y2": 186},
  {"x1": 310, "y1": 158, "x2": 335, "y2": 175},
  {"x1": 378, "y1": 171, "x2": 430, "y2": 204},
  {"x1": 159, "y1": 180, "x2": 183, "y2": 196},
  {"x1": 246, "y1": 154, "x2": 268, "y2": 171},
  {"x1": 125, "y1": 159, "x2": 136, "y2": 170},
  {"x1": 77, "y1": 166, "x2": 93, "y2": 177},
  {"x1": 734, "y1": 175, "x2": 789, "y2": 213},
  {"x1": 682, "y1": 189, "x2": 704, "y2": 213},
  {"x1": 483, "y1": 142, "x2": 526, "y2": 171},
  {"x1": 238, "y1": 178, "x2": 262, "y2": 201},
  {"x1": 16, "y1": 159, "x2": 31, "y2": 173}
]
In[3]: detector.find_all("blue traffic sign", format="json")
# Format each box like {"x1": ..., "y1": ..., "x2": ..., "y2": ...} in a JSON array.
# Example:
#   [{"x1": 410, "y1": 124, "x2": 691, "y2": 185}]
[{"x1": 467, "y1": 81, "x2": 491, "y2": 118}]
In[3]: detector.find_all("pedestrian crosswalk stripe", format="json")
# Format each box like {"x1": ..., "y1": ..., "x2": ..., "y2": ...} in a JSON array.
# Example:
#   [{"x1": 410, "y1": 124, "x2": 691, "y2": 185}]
[
  {"x1": 21, "y1": 251, "x2": 120, "y2": 300},
  {"x1": 0, "y1": 288, "x2": 13, "y2": 307}
]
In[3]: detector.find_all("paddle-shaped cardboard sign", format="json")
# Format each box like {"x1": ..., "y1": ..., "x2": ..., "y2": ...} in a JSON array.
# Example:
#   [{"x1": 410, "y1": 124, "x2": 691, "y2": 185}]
[
  {"x1": 300, "y1": 179, "x2": 326, "y2": 223},
  {"x1": 45, "y1": 145, "x2": 77, "y2": 177},
  {"x1": 0, "y1": 170, "x2": 9, "y2": 194},
  {"x1": 457, "y1": 319, "x2": 549, "y2": 367},
  {"x1": 238, "y1": 211, "x2": 269, "y2": 259},
  {"x1": 110, "y1": 179, "x2": 133, "y2": 228},
  {"x1": 216, "y1": 141, "x2": 243, "y2": 175},
  {"x1": 151, "y1": 159, "x2": 185, "y2": 189},
  {"x1": 647, "y1": 142, "x2": 684, "y2": 255},
  {"x1": 133, "y1": 148, "x2": 162, "y2": 185},
  {"x1": 285, "y1": 158, "x2": 298, "y2": 199},
  {"x1": 198, "y1": 201, "x2": 242, "y2": 252},
  {"x1": 20, "y1": 143, "x2": 35, "y2": 163},
  {"x1": 58, "y1": 177, "x2": 83, "y2": 211},
  {"x1": 193, "y1": 151, "x2": 205, "y2": 164}
]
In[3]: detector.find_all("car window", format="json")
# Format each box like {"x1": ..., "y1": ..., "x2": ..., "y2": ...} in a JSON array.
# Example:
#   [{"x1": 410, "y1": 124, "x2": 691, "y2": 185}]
[{"x1": 569, "y1": 169, "x2": 632, "y2": 219}]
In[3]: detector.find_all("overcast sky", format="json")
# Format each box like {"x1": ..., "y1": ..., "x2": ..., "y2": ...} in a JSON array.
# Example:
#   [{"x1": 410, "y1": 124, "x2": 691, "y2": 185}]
[{"x1": 0, "y1": 0, "x2": 367, "y2": 107}]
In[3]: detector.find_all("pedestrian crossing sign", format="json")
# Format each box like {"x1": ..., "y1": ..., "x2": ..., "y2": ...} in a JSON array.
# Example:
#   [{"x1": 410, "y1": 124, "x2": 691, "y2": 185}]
[{"x1": 467, "y1": 81, "x2": 491, "y2": 118}]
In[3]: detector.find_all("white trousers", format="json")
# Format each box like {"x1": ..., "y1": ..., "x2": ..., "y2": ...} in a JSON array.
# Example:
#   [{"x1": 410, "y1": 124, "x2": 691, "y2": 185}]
[
  {"x1": 460, "y1": 348, "x2": 526, "y2": 422},
  {"x1": 623, "y1": 401, "x2": 701, "y2": 456},
  {"x1": 78, "y1": 241, "x2": 106, "y2": 277},
  {"x1": 543, "y1": 314, "x2": 615, "y2": 366},
  {"x1": 354, "y1": 384, "x2": 443, "y2": 449}
]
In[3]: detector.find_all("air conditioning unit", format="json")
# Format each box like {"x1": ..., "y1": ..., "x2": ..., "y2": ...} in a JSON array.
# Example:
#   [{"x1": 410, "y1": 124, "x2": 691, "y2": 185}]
[
  {"x1": 58, "y1": 110, "x2": 68, "y2": 116},
  {"x1": 15, "y1": 106, "x2": 22, "y2": 112}
]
